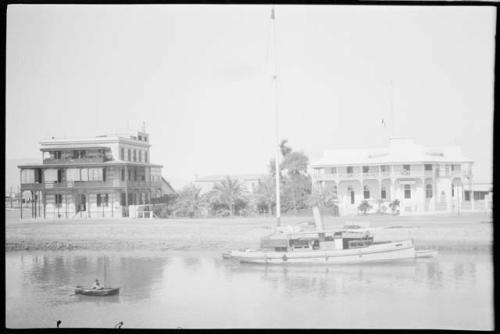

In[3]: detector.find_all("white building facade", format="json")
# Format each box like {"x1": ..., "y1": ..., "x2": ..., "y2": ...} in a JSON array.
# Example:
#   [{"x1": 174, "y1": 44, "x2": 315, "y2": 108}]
[{"x1": 311, "y1": 138, "x2": 491, "y2": 216}]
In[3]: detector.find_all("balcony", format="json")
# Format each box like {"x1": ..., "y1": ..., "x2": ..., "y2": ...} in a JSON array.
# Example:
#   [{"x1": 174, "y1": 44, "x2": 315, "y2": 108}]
[
  {"x1": 43, "y1": 157, "x2": 107, "y2": 165},
  {"x1": 362, "y1": 171, "x2": 380, "y2": 178},
  {"x1": 314, "y1": 173, "x2": 337, "y2": 181},
  {"x1": 21, "y1": 180, "x2": 162, "y2": 191}
]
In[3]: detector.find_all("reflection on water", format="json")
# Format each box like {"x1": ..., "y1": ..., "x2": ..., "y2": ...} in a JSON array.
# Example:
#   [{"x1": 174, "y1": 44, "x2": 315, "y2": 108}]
[{"x1": 6, "y1": 250, "x2": 493, "y2": 329}]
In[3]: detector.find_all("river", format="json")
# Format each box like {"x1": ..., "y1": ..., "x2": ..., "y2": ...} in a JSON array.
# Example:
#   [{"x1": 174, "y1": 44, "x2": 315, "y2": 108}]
[{"x1": 6, "y1": 250, "x2": 493, "y2": 329}]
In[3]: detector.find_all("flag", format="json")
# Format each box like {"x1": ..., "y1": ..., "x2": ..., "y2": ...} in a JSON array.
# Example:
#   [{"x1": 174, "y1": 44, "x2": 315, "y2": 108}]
[
  {"x1": 271, "y1": 7, "x2": 275, "y2": 20},
  {"x1": 381, "y1": 119, "x2": 386, "y2": 127}
]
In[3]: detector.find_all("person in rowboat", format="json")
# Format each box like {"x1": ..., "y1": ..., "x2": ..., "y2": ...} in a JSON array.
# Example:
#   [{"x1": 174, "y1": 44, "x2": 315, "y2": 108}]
[{"x1": 92, "y1": 278, "x2": 103, "y2": 290}]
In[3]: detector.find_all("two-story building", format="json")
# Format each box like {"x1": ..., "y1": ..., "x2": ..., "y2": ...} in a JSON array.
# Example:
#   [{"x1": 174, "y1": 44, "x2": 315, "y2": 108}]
[
  {"x1": 18, "y1": 129, "x2": 174, "y2": 219},
  {"x1": 311, "y1": 137, "x2": 490, "y2": 215}
]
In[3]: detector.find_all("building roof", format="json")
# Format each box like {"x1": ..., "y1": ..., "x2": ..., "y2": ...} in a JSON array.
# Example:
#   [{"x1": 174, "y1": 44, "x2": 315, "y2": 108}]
[
  {"x1": 18, "y1": 161, "x2": 163, "y2": 169},
  {"x1": 311, "y1": 138, "x2": 473, "y2": 167},
  {"x1": 195, "y1": 173, "x2": 267, "y2": 183},
  {"x1": 161, "y1": 177, "x2": 177, "y2": 195},
  {"x1": 39, "y1": 132, "x2": 150, "y2": 150}
]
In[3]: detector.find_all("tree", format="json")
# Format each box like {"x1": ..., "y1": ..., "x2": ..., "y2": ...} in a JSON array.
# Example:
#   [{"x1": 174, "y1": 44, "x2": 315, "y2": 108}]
[
  {"x1": 253, "y1": 176, "x2": 276, "y2": 215},
  {"x1": 389, "y1": 199, "x2": 400, "y2": 215},
  {"x1": 358, "y1": 200, "x2": 372, "y2": 215},
  {"x1": 210, "y1": 176, "x2": 247, "y2": 216},
  {"x1": 280, "y1": 139, "x2": 292, "y2": 156},
  {"x1": 172, "y1": 185, "x2": 205, "y2": 218},
  {"x1": 281, "y1": 151, "x2": 309, "y2": 176},
  {"x1": 308, "y1": 183, "x2": 338, "y2": 208},
  {"x1": 266, "y1": 139, "x2": 313, "y2": 214}
]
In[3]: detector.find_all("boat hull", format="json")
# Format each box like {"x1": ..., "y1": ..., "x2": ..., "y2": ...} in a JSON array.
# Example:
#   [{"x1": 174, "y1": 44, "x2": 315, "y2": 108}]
[
  {"x1": 75, "y1": 286, "x2": 120, "y2": 296},
  {"x1": 226, "y1": 240, "x2": 416, "y2": 264}
]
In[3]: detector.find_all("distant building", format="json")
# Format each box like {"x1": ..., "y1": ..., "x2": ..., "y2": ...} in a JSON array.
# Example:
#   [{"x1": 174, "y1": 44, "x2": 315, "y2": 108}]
[
  {"x1": 18, "y1": 129, "x2": 175, "y2": 219},
  {"x1": 194, "y1": 174, "x2": 267, "y2": 194},
  {"x1": 311, "y1": 137, "x2": 492, "y2": 215}
]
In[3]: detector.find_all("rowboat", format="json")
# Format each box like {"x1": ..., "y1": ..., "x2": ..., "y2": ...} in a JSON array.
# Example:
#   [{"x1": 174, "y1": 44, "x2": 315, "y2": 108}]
[{"x1": 75, "y1": 286, "x2": 120, "y2": 296}]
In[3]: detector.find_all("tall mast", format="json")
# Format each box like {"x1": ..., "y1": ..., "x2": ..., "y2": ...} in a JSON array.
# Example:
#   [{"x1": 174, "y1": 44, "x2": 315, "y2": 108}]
[{"x1": 271, "y1": 5, "x2": 281, "y2": 227}]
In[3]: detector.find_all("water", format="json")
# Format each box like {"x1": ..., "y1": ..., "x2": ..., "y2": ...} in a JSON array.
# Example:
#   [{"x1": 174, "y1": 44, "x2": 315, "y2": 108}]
[{"x1": 6, "y1": 250, "x2": 493, "y2": 329}]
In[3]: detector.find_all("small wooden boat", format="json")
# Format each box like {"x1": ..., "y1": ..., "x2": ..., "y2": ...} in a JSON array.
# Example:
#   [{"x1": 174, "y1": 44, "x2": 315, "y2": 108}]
[{"x1": 75, "y1": 286, "x2": 120, "y2": 296}]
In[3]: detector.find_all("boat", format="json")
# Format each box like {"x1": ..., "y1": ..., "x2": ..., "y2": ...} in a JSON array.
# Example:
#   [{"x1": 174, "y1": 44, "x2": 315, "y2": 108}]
[
  {"x1": 223, "y1": 208, "x2": 437, "y2": 265},
  {"x1": 75, "y1": 286, "x2": 120, "y2": 296},
  {"x1": 75, "y1": 256, "x2": 120, "y2": 296},
  {"x1": 222, "y1": 6, "x2": 437, "y2": 265}
]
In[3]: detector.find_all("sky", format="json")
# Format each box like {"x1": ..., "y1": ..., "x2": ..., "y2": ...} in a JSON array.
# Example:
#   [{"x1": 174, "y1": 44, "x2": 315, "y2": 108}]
[{"x1": 6, "y1": 5, "x2": 496, "y2": 188}]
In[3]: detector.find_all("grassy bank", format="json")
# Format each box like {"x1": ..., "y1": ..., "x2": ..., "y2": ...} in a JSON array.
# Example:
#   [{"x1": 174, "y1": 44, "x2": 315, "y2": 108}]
[{"x1": 5, "y1": 209, "x2": 492, "y2": 252}]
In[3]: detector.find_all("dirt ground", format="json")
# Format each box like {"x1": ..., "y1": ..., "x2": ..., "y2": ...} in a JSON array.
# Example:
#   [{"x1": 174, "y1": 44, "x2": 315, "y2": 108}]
[{"x1": 4, "y1": 209, "x2": 492, "y2": 252}]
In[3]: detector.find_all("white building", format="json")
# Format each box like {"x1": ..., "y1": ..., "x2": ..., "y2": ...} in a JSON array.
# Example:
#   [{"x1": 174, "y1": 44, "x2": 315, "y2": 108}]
[{"x1": 311, "y1": 137, "x2": 491, "y2": 216}]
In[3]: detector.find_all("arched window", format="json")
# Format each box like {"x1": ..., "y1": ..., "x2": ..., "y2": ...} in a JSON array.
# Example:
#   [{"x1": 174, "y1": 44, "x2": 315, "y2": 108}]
[
  {"x1": 381, "y1": 186, "x2": 387, "y2": 200},
  {"x1": 426, "y1": 184, "x2": 433, "y2": 198},
  {"x1": 404, "y1": 184, "x2": 411, "y2": 199},
  {"x1": 363, "y1": 185, "x2": 370, "y2": 199}
]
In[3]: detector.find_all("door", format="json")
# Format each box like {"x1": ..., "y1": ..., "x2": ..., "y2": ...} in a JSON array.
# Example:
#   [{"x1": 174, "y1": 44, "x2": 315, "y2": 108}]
[{"x1": 77, "y1": 194, "x2": 86, "y2": 212}]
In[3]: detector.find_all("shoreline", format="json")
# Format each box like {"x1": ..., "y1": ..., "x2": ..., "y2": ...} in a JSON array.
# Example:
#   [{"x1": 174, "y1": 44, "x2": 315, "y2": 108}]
[{"x1": 5, "y1": 211, "x2": 492, "y2": 253}]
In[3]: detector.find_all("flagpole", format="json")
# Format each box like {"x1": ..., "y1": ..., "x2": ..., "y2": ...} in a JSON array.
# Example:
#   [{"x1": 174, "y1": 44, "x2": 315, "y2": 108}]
[{"x1": 271, "y1": 5, "x2": 281, "y2": 227}]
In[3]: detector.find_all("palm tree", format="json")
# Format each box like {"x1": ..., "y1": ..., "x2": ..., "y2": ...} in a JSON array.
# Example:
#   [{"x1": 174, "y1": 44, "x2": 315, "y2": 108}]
[
  {"x1": 254, "y1": 176, "x2": 276, "y2": 215},
  {"x1": 308, "y1": 183, "x2": 338, "y2": 208},
  {"x1": 173, "y1": 185, "x2": 204, "y2": 218},
  {"x1": 211, "y1": 176, "x2": 247, "y2": 216}
]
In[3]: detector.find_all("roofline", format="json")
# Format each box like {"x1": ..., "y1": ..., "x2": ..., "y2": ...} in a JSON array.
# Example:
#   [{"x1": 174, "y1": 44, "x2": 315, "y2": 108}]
[
  {"x1": 310, "y1": 160, "x2": 474, "y2": 168},
  {"x1": 18, "y1": 162, "x2": 163, "y2": 168},
  {"x1": 39, "y1": 137, "x2": 151, "y2": 148},
  {"x1": 161, "y1": 176, "x2": 177, "y2": 195}
]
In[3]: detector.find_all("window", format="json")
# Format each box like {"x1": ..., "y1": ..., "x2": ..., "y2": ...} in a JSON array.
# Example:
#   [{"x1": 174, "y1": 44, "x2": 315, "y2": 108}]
[
  {"x1": 139, "y1": 151, "x2": 142, "y2": 162},
  {"x1": 121, "y1": 168, "x2": 125, "y2": 181},
  {"x1": 133, "y1": 150, "x2": 137, "y2": 162},
  {"x1": 347, "y1": 166, "x2": 353, "y2": 174},
  {"x1": 145, "y1": 151, "x2": 148, "y2": 163},
  {"x1": 128, "y1": 169, "x2": 132, "y2": 181},
  {"x1": 55, "y1": 194, "x2": 63, "y2": 208},
  {"x1": 451, "y1": 185, "x2": 454, "y2": 197},
  {"x1": 381, "y1": 186, "x2": 386, "y2": 199},
  {"x1": 73, "y1": 150, "x2": 79, "y2": 159},
  {"x1": 363, "y1": 186, "x2": 370, "y2": 199},
  {"x1": 362, "y1": 166, "x2": 369, "y2": 173},
  {"x1": 426, "y1": 184, "x2": 433, "y2": 198},
  {"x1": 350, "y1": 190, "x2": 355, "y2": 204},
  {"x1": 403, "y1": 165, "x2": 410, "y2": 171},
  {"x1": 120, "y1": 148, "x2": 125, "y2": 160},
  {"x1": 474, "y1": 192, "x2": 486, "y2": 201},
  {"x1": 404, "y1": 185, "x2": 411, "y2": 199},
  {"x1": 54, "y1": 151, "x2": 61, "y2": 159},
  {"x1": 134, "y1": 169, "x2": 137, "y2": 181},
  {"x1": 97, "y1": 194, "x2": 102, "y2": 207},
  {"x1": 127, "y1": 149, "x2": 131, "y2": 161},
  {"x1": 104, "y1": 194, "x2": 109, "y2": 207},
  {"x1": 138, "y1": 135, "x2": 142, "y2": 141},
  {"x1": 103, "y1": 168, "x2": 107, "y2": 182},
  {"x1": 424, "y1": 164, "x2": 433, "y2": 171},
  {"x1": 465, "y1": 191, "x2": 470, "y2": 201}
]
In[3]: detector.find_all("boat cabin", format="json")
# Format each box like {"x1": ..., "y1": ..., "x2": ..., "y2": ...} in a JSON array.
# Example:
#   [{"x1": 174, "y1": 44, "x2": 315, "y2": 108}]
[{"x1": 260, "y1": 229, "x2": 374, "y2": 252}]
